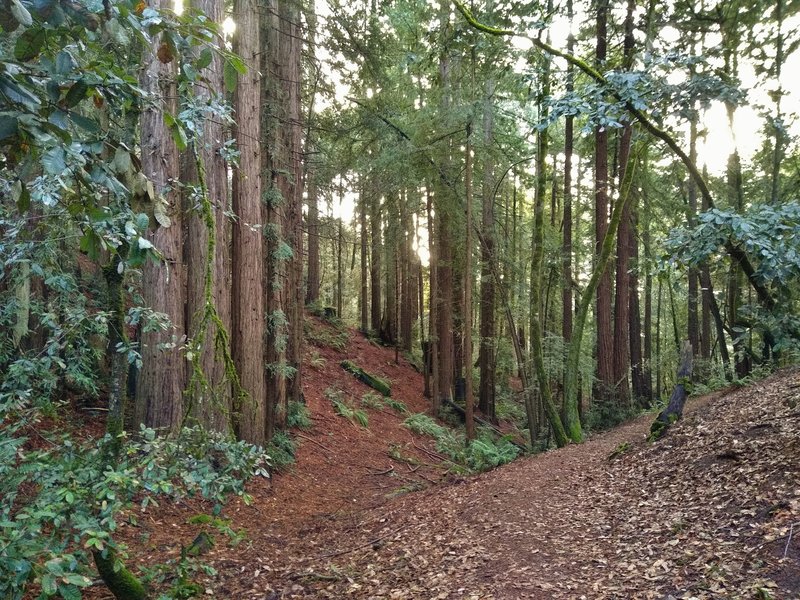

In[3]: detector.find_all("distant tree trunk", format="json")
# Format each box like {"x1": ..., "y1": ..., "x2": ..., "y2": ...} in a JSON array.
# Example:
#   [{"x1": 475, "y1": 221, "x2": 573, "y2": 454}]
[
  {"x1": 183, "y1": 0, "x2": 231, "y2": 432},
  {"x1": 614, "y1": 0, "x2": 636, "y2": 406},
  {"x1": 687, "y1": 118, "x2": 700, "y2": 359},
  {"x1": 427, "y1": 186, "x2": 440, "y2": 412},
  {"x1": 561, "y1": 0, "x2": 575, "y2": 352},
  {"x1": 478, "y1": 77, "x2": 496, "y2": 422},
  {"x1": 464, "y1": 137, "x2": 475, "y2": 441},
  {"x1": 136, "y1": 0, "x2": 184, "y2": 432},
  {"x1": 400, "y1": 195, "x2": 415, "y2": 353},
  {"x1": 770, "y1": 0, "x2": 785, "y2": 204},
  {"x1": 641, "y1": 153, "x2": 654, "y2": 403},
  {"x1": 306, "y1": 177, "x2": 320, "y2": 306},
  {"x1": 613, "y1": 124, "x2": 632, "y2": 406},
  {"x1": 383, "y1": 192, "x2": 399, "y2": 344},
  {"x1": 360, "y1": 186, "x2": 369, "y2": 332},
  {"x1": 231, "y1": 0, "x2": 266, "y2": 444},
  {"x1": 370, "y1": 193, "x2": 382, "y2": 334},
  {"x1": 437, "y1": 207, "x2": 455, "y2": 406},
  {"x1": 594, "y1": 0, "x2": 614, "y2": 405},
  {"x1": 337, "y1": 218, "x2": 343, "y2": 319},
  {"x1": 529, "y1": 31, "x2": 569, "y2": 449},
  {"x1": 656, "y1": 275, "x2": 663, "y2": 399}
]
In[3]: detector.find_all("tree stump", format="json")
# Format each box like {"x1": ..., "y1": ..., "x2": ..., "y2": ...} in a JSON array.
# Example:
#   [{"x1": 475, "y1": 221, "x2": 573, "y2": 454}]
[{"x1": 650, "y1": 341, "x2": 693, "y2": 440}]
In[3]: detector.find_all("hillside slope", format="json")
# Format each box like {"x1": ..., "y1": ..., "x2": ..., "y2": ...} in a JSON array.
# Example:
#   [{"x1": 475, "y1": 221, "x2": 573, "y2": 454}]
[
  {"x1": 215, "y1": 368, "x2": 800, "y2": 598},
  {"x1": 106, "y1": 319, "x2": 799, "y2": 599}
]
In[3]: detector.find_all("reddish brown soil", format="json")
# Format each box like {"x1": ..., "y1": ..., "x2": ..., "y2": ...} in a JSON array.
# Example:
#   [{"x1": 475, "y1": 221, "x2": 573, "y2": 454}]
[{"x1": 81, "y1": 321, "x2": 799, "y2": 599}]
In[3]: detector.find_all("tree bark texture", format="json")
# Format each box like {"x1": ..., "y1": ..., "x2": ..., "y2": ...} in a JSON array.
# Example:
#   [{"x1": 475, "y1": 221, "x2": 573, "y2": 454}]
[
  {"x1": 184, "y1": 0, "x2": 231, "y2": 432},
  {"x1": 231, "y1": 0, "x2": 266, "y2": 444},
  {"x1": 136, "y1": 0, "x2": 184, "y2": 432}
]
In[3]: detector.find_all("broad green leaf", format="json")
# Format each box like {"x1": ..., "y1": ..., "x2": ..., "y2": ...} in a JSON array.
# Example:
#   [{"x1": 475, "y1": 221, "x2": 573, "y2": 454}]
[
  {"x1": 55, "y1": 50, "x2": 75, "y2": 75},
  {"x1": 196, "y1": 47, "x2": 213, "y2": 70},
  {"x1": 57, "y1": 583, "x2": 81, "y2": 600},
  {"x1": 12, "y1": 179, "x2": 30, "y2": 212},
  {"x1": 14, "y1": 28, "x2": 46, "y2": 60},
  {"x1": 111, "y1": 147, "x2": 132, "y2": 174},
  {"x1": 71, "y1": 113, "x2": 99, "y2": 133},
  {"x1": 170, "y1": 123, "x2": 187, "y2": 151},
  {"x1": 42, "y1": 146, "x2": 66, "y2": 174},
  {"x1": 0, "y1": 114, "x2": 18, "y2": 141},
  {"x1": 0, "y1": 75, "x2": 41, "y2": 109},
  {"x1": 41, "y1": 573, "x2": 57, "y2": 595},
  {"x1": 182, "y1": 63, "x2": 197, "y2": 81},
  {"x1": 65, "y1": 79, "x2": 89, "y2": 108},
  {"x1": 223, "y1": 61, "x2": 238, "y2": 93},
  {"x1": 10, "y1": 0, "x2": 33, "y2": 26},
  {"x1": 228, "y1": 54, "x2": 247, "y2": 74}
]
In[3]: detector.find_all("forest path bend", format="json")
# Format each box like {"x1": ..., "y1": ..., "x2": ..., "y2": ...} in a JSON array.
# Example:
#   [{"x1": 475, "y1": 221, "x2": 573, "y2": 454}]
[{"x1": 218, "y1": 370, "x2": 800, "y2": 599}]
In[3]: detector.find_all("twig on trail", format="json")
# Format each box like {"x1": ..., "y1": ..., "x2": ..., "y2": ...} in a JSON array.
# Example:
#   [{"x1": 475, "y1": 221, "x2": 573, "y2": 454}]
[
  {"x1": 412, "y1": 440, "x2": 447, "y2": 462},
  {"x1": 318, "y1": 524, "x2": 409, "y2": 559},
  {"x1": 366, "y1": 466, "x2": 395, "y2": 476},
  {"x1": 295, "y1": 433, "x2": 333, "y2": 454},
  {"x1": 406, "y1": 464, "x2": 420, "y2": 473},
  {"x1": 784, "y1": 522, "x2": 797, "y2": 559}
]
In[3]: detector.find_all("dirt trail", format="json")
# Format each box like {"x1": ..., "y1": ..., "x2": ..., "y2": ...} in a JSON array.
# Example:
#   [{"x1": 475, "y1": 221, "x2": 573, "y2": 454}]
[{"x1": 108, "y1": 320, "x2": 799, "y2": 599}]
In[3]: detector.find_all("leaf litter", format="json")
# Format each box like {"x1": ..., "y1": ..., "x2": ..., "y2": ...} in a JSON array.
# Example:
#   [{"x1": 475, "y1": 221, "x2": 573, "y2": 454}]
[{"x1": 92, "y1": 323, "x2": 800, "y2": 599}]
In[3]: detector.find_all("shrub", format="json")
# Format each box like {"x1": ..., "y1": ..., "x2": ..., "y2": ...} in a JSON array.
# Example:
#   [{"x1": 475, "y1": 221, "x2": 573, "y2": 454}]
[
  {"x1": 286, "y1": 400, "x2": 311, "y2": 430},
  {"x1": 0, "y1": 422, "x2": 270, "y2": 600},
  {"x1": 265, "y1": 431, "x2": 296, "y2": 469}
]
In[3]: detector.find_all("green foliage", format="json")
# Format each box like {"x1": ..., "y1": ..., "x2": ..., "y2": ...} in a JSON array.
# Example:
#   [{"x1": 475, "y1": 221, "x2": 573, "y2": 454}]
[
  {"x1": 304, "y1": 318, "x2": 349, "y2": 351},
  {"x1": 385, "y1": 397, "x2": 409, "y2": 414},
  {"x1": 341, "y1": 360, "x2": 391, "y2": 396},
  {"x1": 265, "y1": 431, "x2": 296, "y2": 469},
  {"x1": 309, "y1": 351, "x2": 327, "y2": 369},
  {"x1": 326, "y1": 387, "x2": 369, "y2": 428},
  {"x1": 360, "y1": 391, "x2": 385, "y2": 409},
  {"x1": 665, "y1": 202, "x2": 800, "y2": 352},
  {"x1": 0, "y1": 420, "x2": 269, "y2": 600},
  {"x1": 403, "y1": 414, "x2": 521, "y2": 473},
  {"x1": 584, "y1": 399, "x2": 641, "y2": 432},
  {"x1": 494, "y1": 390, "x2": 527, "y2": 426},
  {"x1": 286, "y1": 400, "x2": 312, "y2": 430}
]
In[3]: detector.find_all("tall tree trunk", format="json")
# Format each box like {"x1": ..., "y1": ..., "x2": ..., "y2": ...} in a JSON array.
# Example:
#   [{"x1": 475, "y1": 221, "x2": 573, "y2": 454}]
[
  {"x1": 478, "y1": 77, "x2": 496, "y2": 421},
  {"x1": 770, "y1": 0, "x2": 784, "y2": 204},
  {"x1": 184, "y1": 0, "x2": 231, "y2": 432},
  {"x1": 561, "y1": 0, "x2": 575, "y2": 352},
  {"x1": 613, "y1": 125, "x2": 632, "y2": 406},
  {"x1": 529, "y1": 28, "x2": 569, "y2": 448},
  {"x1": 360, "y1": 187, "x2": 369, "y2": 332},
  {"x1": 306, "y1": 177, "x2": 320, "y2": 306},
  {"x1": 370, "y1": 192, "x2": 382, "y2": 333},
  {"x1": 136, "y1": 0, "x2": 184, "y2": 432},
  {"x1": 594, "y1": 0, "x2": 614, "y2": 405},
  {"x1": 613, "y1": 0, "x2": 636, "y2": 406},
  {"x1": 231, "y1": 0, "x2": 266, "y2": 444},
  {"x1": 687, "y1": 119, "x2": 700, "y2": 359},
  {"x1": 464, "y1": 138, "x2": 475, "y2": 441},
  {"x1": 435, "y1": 2, "x2": 454, "y2": 407},
  {"x1": 284, "y1": 0, "x2": 304, "y2": 407},
  {"x1": 427, "y1": 186, "x2": 440, "y2": 412}
]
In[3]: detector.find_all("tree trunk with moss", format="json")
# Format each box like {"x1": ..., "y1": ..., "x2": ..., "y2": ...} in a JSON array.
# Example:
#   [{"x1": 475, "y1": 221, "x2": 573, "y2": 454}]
[
  {"x1": 136, "y1": 0, "x2": 184, "y2": 433},
  {"x1": 650, "y1": 341, "x2": 692, "y2": 440}
]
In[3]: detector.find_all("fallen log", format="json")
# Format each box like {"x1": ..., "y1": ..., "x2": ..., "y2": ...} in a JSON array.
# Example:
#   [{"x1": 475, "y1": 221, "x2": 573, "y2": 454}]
[
  {"x1": 650, "y1": 341, "x2": 693, "y2": 440},
  {"x1": 341, "y1": 360, "x2": 391, "y2": 396}
]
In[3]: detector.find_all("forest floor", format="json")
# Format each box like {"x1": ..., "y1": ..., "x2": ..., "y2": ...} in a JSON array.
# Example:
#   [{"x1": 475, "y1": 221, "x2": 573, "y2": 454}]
[{"x1": 100, "y1": 316, "x2": 800, "y2": 599}]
